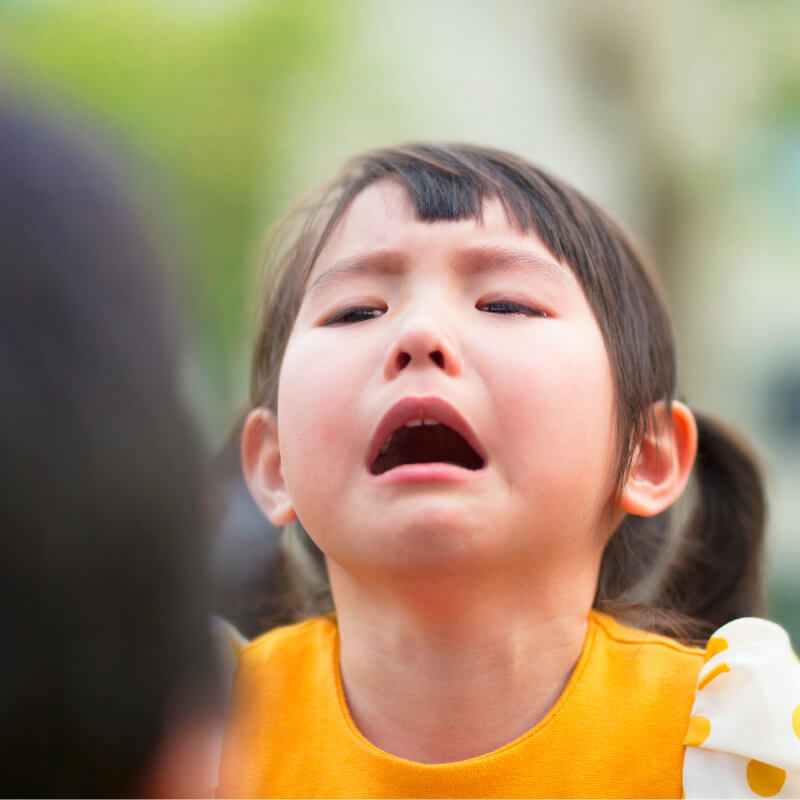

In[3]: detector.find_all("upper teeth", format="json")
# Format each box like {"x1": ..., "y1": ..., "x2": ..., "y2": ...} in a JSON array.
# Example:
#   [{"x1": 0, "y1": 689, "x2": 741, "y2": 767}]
[{"x1": 379, "y1": 419, "x2": 440, "y2": 453}]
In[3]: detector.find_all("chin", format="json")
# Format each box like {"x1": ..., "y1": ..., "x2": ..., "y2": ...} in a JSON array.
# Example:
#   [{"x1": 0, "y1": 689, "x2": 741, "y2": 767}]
[{"x1": 350, "y1": 514, "x2": 500, "y2": 572}]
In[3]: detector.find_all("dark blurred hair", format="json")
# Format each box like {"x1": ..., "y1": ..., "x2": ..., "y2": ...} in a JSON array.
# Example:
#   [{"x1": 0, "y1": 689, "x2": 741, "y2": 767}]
[
  {"x1": 0, "y1": 97, "x2": 217, "y2": 797},
  {"x1": 245, "y1": 142, "x2": 765, "y2": 641}
]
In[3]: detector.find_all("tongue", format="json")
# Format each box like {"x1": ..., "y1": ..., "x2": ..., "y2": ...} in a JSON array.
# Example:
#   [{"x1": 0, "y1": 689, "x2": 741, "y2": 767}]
[{"x1": 370, "y1": 424, "x2": 484, "y2": 475}]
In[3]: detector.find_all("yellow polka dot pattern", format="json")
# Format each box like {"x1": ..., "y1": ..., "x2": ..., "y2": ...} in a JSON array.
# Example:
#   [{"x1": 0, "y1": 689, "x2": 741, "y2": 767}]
[
  {"x1": 697, "y1": 661, "x2": 730, "y2": 691},
  {"x1": 684, "y1": 716, "x2": 711, "y2": 747},
  {"x1": 704, "y1": 636, "x2": 728, "y2": 663},
  {"x1": 746, "y1": 759, "x2": 787, "y2": 797},
  {"x1": 683, "y1": 618, "x2": 800, "y2": 798}
]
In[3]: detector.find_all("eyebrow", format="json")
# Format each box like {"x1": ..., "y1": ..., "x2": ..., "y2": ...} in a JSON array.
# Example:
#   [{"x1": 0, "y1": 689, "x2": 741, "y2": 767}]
[
  {"x1": 457, "y1": 244, "x2": 571, "y2": 284},
  {"x1": 306, "y1": 251, "x2": 405, "y2": 297},
  {"x1": 305, "y1": 243, "x2": 570, "y2": 297}
]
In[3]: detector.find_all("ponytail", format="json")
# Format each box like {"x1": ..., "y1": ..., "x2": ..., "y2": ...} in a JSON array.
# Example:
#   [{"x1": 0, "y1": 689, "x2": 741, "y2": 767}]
[
  {"x1": 596, "y1": 409, "x2": 767, "y2": 641},
  {"x1": 657, "y1": 410, "x2": 766, "y2": 626}
]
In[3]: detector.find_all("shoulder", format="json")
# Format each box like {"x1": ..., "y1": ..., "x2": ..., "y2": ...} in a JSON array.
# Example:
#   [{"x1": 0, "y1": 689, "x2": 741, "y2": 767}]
[
  {"x1": 223, "y1": 615, "x2": 339, "y2": 747},
  {"x1": 684, "y1": 617, "x2": 800, "y2": 798},
  {"x1": 241, "y1": 614, "x2": 338, "y2": 657},
  {"x1": 220, "y1": 616, "x2": 341, "y2": 775},
  {"x1": 237, "y1": 614, "x2": 339, "y2": 679},
  {"x1": 590, "y1": 609, "x2": 705, "y2": 671},
  {"x1": 592, "y1": 609, "x2": 704, "y2": 654},
  {"x1": 583, "y1": 611, "x2": 705, "y2": 739}
]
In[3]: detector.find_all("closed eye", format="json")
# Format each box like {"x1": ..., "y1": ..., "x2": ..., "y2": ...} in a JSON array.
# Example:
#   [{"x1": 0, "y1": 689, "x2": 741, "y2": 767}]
[
  {"x1": 322, "y1": 306, "x2": 385, "y2": 326},
  {"x1": 478, "y1": 300, "x2": 547, "y2": 317}
]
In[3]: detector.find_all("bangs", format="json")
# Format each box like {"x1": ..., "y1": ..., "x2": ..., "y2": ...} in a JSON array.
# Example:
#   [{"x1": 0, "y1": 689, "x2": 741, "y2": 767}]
[
  {"x1": 346, "y1": 144, "x2": 564, "y2": 247},
  {"x1": 320, "y1": 143, "x2": 609, "y2": 284},
  {"x1": 384, "y1": 161, "x2": 486, "y2": 223}
]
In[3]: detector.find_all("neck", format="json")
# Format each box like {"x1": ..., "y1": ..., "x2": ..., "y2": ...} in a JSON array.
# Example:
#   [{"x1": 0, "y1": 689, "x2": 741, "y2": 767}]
[{"x1": 328, "y1": 560, "x2": 597, "y2": 763}]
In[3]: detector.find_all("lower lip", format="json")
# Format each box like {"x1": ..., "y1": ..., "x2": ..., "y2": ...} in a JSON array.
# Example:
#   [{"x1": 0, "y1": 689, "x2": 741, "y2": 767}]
[{"x1": 368, "y1": 463, "x2": 484, "y2": 485}]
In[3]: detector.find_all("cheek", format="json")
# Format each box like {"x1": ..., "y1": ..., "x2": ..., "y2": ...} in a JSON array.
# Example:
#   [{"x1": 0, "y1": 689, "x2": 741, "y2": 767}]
[
  {"x1": 275, "y1": 335, "x2": 371, "y2": 509},
  {"x1": 488, "y1": 327, "x2": 618, "y2": 485},
  {"x1": 278, "y1": 352, "x2": 341, "y2": 475}
]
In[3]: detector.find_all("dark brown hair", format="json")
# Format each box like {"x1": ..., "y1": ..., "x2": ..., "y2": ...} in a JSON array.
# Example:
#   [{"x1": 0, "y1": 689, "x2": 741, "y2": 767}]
[
  {"x1": 0, "y1": 98, "x2": 218, "y2": 796},
  {"x1": 248, "y1": 142, "x2": 765, "y2": 640}
]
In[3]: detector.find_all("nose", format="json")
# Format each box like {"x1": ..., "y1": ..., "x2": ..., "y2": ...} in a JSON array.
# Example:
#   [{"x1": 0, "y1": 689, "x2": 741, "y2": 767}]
[{"x1": 384, "y1": 313, "x2": 463, "y2": 380}]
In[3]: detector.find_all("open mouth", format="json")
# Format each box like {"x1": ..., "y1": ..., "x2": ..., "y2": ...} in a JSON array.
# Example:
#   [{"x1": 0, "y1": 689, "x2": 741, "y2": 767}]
[{"x1": 369, "y1": 419, "x2": 485, "y2": 476}]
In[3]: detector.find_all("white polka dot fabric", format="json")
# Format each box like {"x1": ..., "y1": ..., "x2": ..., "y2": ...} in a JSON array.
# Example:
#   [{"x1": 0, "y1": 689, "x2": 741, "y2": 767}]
[{"x1": 683, "y1": 617, "x2": 800, "y2": 798}]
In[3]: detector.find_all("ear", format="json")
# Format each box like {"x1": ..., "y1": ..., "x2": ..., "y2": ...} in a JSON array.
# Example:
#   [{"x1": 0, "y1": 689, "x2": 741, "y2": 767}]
[
  {"x1": 617, "y1": 400, "x2": 698, "y2": 517},
  {"x1": 241, "y1": 407, "x2": 297, "y2": 526}
]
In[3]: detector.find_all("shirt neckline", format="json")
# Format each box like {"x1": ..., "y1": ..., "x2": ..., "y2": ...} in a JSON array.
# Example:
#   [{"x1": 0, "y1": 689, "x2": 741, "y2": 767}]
[{"x1": 329, "y1": 610, "x2": 601, "y2": 769}]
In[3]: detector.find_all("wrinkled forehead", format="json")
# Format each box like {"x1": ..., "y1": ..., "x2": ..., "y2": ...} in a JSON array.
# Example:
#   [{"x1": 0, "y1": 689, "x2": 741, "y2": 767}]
[
  {"x1": 316, "y1": 181, "x2": 417, "y2": 266},
  {"x1": 305, "y1": 178, "x2": 570, "y2": 291}
]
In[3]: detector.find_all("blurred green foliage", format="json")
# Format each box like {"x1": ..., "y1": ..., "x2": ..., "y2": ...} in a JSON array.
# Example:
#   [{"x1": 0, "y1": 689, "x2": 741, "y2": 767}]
[{"x1": 0, "y1": 0, "x2": 352, "y2": 441}]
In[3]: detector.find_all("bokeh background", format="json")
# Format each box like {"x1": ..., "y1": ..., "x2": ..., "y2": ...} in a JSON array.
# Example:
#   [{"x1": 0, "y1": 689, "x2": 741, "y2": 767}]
[{"x1": 2, "y1": 0, "x2": 799, "y2": 637}]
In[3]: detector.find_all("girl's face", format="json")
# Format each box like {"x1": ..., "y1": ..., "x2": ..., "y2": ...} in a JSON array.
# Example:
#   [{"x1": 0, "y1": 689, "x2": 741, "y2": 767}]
[{"x1": 274, "y1": 181, "x2": 619, "y2": 581}]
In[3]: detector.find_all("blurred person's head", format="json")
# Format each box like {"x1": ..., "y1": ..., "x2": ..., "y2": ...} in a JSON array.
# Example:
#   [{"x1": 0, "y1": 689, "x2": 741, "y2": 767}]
[{"x1": 0, "y1": 95, "x2": 219, "y2": 797}]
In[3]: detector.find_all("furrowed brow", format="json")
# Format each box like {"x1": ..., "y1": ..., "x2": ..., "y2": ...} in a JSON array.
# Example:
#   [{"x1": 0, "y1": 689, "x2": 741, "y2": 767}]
[
  {"x1": 458, "y1": 244, "x2": 571, "y2": 284},
  {"x1": 306, "y1": 251, "x2": 404, "y2": 297}
]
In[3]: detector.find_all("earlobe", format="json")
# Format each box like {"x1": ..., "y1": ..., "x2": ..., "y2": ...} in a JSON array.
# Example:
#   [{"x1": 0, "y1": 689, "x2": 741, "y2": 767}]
[
  {"x1": 241, "y1": 408, "x2": 297, "y2": 526},
  {"x1": 618, "y1": 400, "x2": 698, "y2": 517}
]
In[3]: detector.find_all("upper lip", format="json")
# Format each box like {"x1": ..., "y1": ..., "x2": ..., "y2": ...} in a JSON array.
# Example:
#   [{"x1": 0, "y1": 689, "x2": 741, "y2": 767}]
[{"x1": 366, "y1": 396, "x2": 487, "y2": 470}]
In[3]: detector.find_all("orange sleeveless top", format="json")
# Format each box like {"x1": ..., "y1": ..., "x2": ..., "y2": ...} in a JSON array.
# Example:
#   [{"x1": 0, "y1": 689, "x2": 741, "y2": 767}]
[{"x1": 218, "y1": 610, "x2": 703, "y2": 798}]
